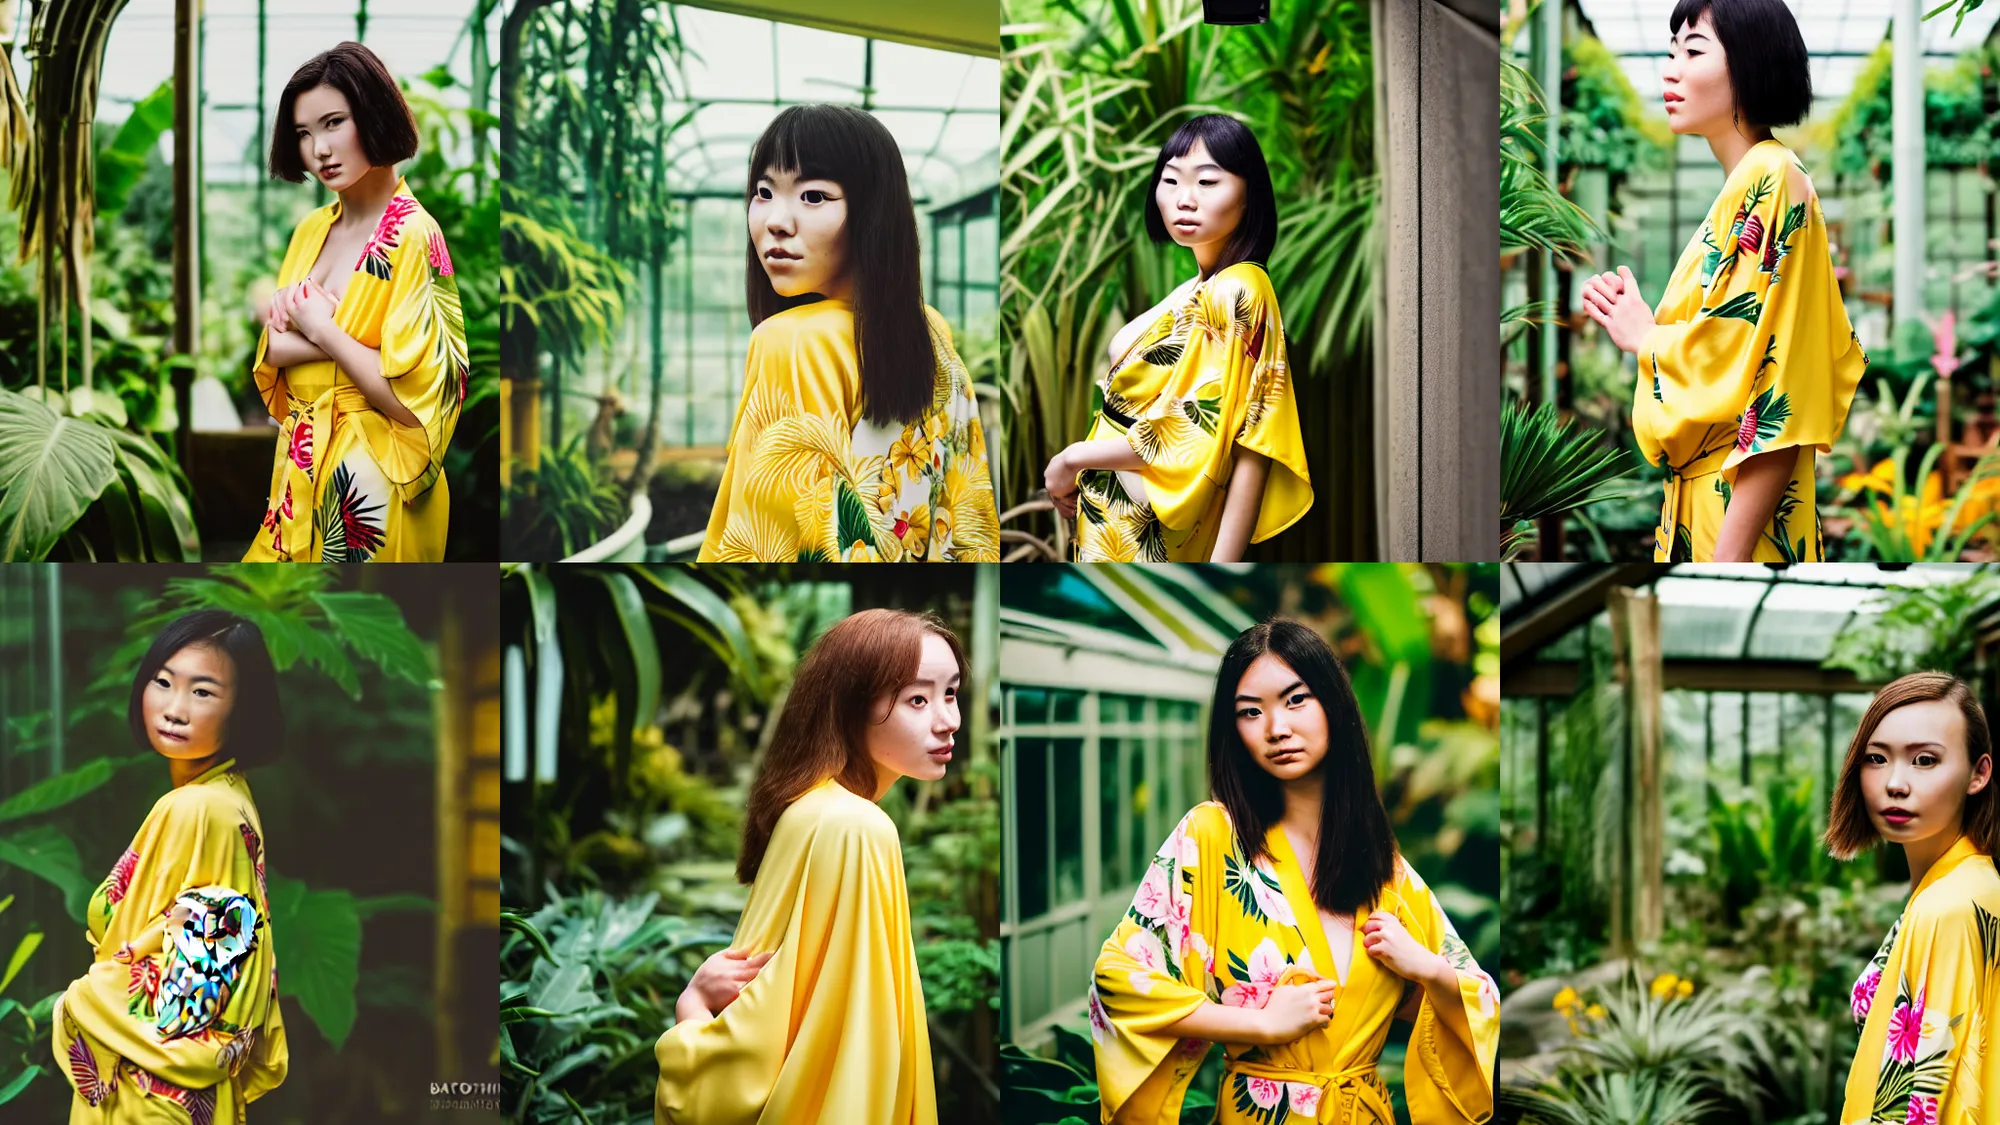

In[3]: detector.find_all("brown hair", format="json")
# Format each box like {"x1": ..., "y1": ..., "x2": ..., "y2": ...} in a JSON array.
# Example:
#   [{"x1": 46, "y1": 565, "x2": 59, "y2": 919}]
[
  {"x1": 736, "y1": 608, "x2": 965, "y2": 884},
  {"x1": 1825, "y1": 672, "x2": 1999, "y2": 860},
  {"x1": 268, "y1": 41, "x2": 418, "y2": 183}
]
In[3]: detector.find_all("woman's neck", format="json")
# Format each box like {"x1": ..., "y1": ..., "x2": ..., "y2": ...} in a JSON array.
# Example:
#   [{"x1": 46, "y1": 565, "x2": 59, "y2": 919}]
[
  {"x1": 1279, "y1": 773, "x2": 1321, "y2": 841},
  {"x1": 169, "y1": 753, "x2": 223, "y2": 788},
  {"x1": 1904, "y1": 827, "x2": 1965, "y2": 890},
  {"x1": 1705, "y1": 126, "x2": 1774, "y2": 178},
  {"x1": 335, "y1": 164, "x2": 401, "y2": 230},
  {"x1": 1192, "y1": 240, "x2": 1224, "y2": 281}
]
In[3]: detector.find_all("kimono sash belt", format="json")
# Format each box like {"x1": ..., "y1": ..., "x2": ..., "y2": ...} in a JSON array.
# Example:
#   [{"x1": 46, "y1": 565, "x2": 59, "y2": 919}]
[
  {"x1": 1223, "y1": 1058, "x2": 1392, "y2": 1124},
  {"x1": 275, "y1": 384, "x2": 375, "y2": 547},
  {"x1": 1662, "y1": 446, "x2": 1731, "y2": 528}
]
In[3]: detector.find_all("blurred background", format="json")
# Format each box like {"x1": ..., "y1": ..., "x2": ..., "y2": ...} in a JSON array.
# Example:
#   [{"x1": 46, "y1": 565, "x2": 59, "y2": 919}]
[
  {"x1": 1501, "y1": 0, "x2": 2000, "y2": 562},
  {"x1": 498, "y1": 563, "x2": 999, "y2": 1123},
  {"x1": 999, "y1": 0, "x2": 1380, "y2": 562},
  {"x1": 0, "y1": 0, "x2": 501, "y2": 560},
  {"x1": 499, "y1": 1, "x2": 1000, "y2": 562},
  {"x1": 0, "y1": 563, "x2": 501, "y2": 1121},
  {"x1": 999, "y1": 562, "x2": 1500, "y2": 1125},
  {"x1": 1497, "y1": 561, "x2": 2000, "y2": 1121}
]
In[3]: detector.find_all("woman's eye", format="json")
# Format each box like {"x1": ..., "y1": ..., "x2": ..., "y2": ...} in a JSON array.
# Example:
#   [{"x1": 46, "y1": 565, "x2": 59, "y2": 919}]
[
  {"x1": 154, "y1": 676, "x2": 170, "y2": 689},
  {"x1": 195, "y1": 689, "x2": 213, "y2": 699},
  {"x1": 802, "y1": 190, "x2": 827, "y2": 204},
  {"x1": 909, "y1": 695, "x2": 926, "y2": 708},
  {"x1": 1917, "y1": 755, "x2": 1938, "y2": 767},
  {"x1": 1236, "y1": 707, "x2": 1260, "y2": 720},
  {"x1": 1288, "y1": 692, "x2": 1310, "y2": 707},
  {"x1": 1198, "y1": 179, "x2": 1218, "y2": 187}
]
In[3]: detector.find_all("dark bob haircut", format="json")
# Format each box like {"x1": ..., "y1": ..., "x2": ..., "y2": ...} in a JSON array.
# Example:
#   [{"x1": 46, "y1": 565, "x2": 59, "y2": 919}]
[
  {"x1": 744, "y1": 104, "x2": 933, "y2": 427},
  {"x1": 1207, "y1": 619, "x2": 1397, "y2": 916},
  {"x1": 1825, "y1": 672, "x2": 1999, "y2": 861},
  {"x1": 1670, "y1": 0, "x2": 1813, "y2": 129},
  {"x1": 1146, "y1": 114, "x2": 1279, "y2": 273},
  {"x1": 268, "y1": 41, "x2": 419, "y2": 183},
  {"x1": 127, "y1": 611, "x2": 284, "y2": 769}
]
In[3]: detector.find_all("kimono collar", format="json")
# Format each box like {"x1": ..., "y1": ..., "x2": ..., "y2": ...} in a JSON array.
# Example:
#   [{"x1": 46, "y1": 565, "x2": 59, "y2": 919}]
[
  {"x1": 327, "y1": 176, "x2": 413, "y2": 222},
  {"x1": 1911, "y1": 832, "x2": 1985, "y2": 903},
  {"x1": 1264, "y1": 825, "x2": 1372, "y2": 991},
  {"x1": 181, "y1": 758, "x2": 239, "y2": 788}
]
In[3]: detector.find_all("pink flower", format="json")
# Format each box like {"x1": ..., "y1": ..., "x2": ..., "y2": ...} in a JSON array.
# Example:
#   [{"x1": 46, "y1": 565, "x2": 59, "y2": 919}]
[
  {"x1": 427, "y1": 229, "x2": 455, "y2": 276},
  {"x1": 1221, "y1": 937, "x2": 1286, "y2": 1009},
  {"x1": 1242, "y1": 1076, "x2": 1282, "y2": 1110},
  {"x1": 1852, "y1": 967, "x2": 1882, "y2": 1022},
  {"x1": 1288, "y1": 1083, "x2": 1322, "y2": 1116},
  {"x1": 1906, "y1": 1094, "x2": 1938, "y2": 1125},
  {"x1": 106, "y1": 848, "x2": 139, "y2": 906},
  {"x1": 1247, "y1": 861, "x2": 1295, "y2": 925},
  {"x1": 1122, "y1": 929, "x2": 1166, "y2": 975},
  {"x1": 1132, "y1": 865, "x2": 1171, "y2": 923},
  {"x1": 1887, "y1": 990, "x2": 1926, "y2": 1063},
  {"x1": 288, "y1": 419, "x2": 313, "y2": 472},
  {"x1": 1086, "y1": 985, "x2": 1111, "y2": 1045}
]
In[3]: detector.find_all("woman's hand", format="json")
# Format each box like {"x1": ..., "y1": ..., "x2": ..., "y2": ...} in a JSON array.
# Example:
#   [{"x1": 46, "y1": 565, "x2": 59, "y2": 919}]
[
  {"x1": 1361, "y1": 911, "x2": 1452, "y2": 988},
  {"x1": 1579, "y1": 266, "x2": 1655, "y2": 355},
  {"x1": 285, "y1": 279, "x2": 341, "y2": 345},
  {"x1": 1044, "y1": 448, "x2": 1079, "y2": 520},
  {"x1": 684, "y1": 947, "x2": 773, "y2": 1015},
  {"x1": 265, "y1": 284, "x2": 299, "y2": 335},
  {"x1": 1258, "y1": 979, "x2": 1339, "y2": 1045}
]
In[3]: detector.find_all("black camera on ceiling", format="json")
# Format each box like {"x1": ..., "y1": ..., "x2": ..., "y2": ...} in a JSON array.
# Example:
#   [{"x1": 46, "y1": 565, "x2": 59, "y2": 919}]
[{"x1": 1202, "y1": 0, "x2": 1270, "y2": 26}]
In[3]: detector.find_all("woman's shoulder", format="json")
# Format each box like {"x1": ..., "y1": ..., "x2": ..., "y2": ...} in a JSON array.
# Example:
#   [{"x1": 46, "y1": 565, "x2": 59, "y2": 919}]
[
  {"x1": 149, "y1": 771, "x2": 253, "y2": 824},
  {"x1": 778, "y1": 778, "x2": 898, "y2": 849},
  {"x1": 1910, "y1": 851, "x2": 2000, "y2": 925},
  {"x1": 1741, "y1": 141, "x2": 1813, "y2": 198},
  {"x1": 749, "y1": 299, "x2": 855, "y2": 351},
  {"x1": 1202, "y1": 261, "x2": 1279, "y2": 315}
]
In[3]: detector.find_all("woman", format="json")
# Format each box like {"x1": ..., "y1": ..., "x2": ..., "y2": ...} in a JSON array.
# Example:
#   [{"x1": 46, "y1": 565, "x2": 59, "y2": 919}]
[
  {"x1": 248, "y1": 41, "x2": 467, "y2": 562},
  {"x1": 699, "y1": 105, "x2": 999, "y2": 563},
  {"x1": 1582, "y1": 0, "x2": 1863, "y2": 562},
  {"x1": 1044, "y1": 114, "x2": 1311, "y2": 563},
  {"x1": 1092, "y1": 620, "x2": 1496, "y2": 1124},
  {"x1": 655, "y1": 608, "x2": 961, "y2": 1124},
  {"x1": 1828, "y1": 672, "x2": 2000, "y2": 1119},
  {"x1": 53, "y1": 612, "x2": 288, "y2": 1122}
]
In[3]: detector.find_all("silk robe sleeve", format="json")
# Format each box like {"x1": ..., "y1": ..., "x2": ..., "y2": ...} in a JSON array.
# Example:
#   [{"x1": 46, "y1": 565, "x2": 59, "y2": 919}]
[
  {"x1": 697, "y1": 308, "x2": 859, "y2": 562},
  {"x1": 922, "y1": 308, "x2": 1002, "y2": 562},
  {"x1": 1390, "y1": 860, "x2": 1499, "y2": 1125},
  {"x1": 654, "y1": 793, "x2": 935, "y2": 1125},
  {"x1": 360, "y1": 206, "x2": 467, "y2": 502},
  {"x1": 1090, "y1": 804, "x2": 1229, "y2": 1123},
  {"x1": 53, "y1": 782, "x2": 286, "y2": 1105},
  {"x1": 1632, "y1": 152, "x2": 1863, "y2": 482},
  {"x1": 1842, "y1": 888, "x2": 2000, "y2": 1124},
  {"x1": 250, "y1": 211, "x2": 329, "y2": 422},
  {"x1": 1121, "y1": 264, "x2": 1312, "y2": 542}
]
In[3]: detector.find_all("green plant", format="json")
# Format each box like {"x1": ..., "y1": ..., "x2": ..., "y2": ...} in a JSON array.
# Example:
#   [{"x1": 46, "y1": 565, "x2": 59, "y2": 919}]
[
  {"x1": 1835, "y1": 443, "x2": 2000, "y2": 562},
  {"x1": 0, "y1": 387, "x2": 196, "y2": 561},
  {"x1": 1501, "y1": 59, "x2": 1597, "y2": 263},
  {"x1": 504, "y1": 432, "x2": 628, "y2": 560},
  {"x1": 1504, "y1": 1071, "x2": 1717, "y2": 1125},
  {"x1": 1823, "y1": 564, "x2": 2000, "y2": 681},
  {"x1": 1501, "y1": 396, "x2": 1636, "y2": 559},
  {"x1": 0, "y1": 894, "x2": 44, "y2": 1105}
]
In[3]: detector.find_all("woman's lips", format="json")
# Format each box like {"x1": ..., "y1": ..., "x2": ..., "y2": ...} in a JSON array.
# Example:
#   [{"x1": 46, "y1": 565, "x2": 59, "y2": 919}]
[
  {"x1": 1881, "y1": 808, "x2": 1916, "y2": 826},
  {"x1": 319, "y1": 164, "x2": 343, "y2": 180},
  {"x1": 928, "y1": 744, "x2": 953, "y2": 762},
  {"x1": 1267, "y1": 748, "x2": 1303, "y2": 764},
  {"x1": 157, "y1": 728, "x2": 188, "y2": 744}
]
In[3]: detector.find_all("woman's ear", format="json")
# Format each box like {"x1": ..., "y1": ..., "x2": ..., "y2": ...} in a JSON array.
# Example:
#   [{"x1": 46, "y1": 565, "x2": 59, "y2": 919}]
[{"x1": 1969, "y1": 753, "x2": 1993, "y2": 797}]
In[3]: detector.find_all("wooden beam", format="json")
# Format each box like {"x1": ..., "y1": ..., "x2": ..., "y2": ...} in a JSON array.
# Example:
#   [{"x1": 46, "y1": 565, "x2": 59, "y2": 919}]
[
  {"x1": 1506, "y1": 659, "x2": 1878, "y2": 697},
  {"x1": 1501, "y1": 564, "x2": 1660, "y2": 669}
]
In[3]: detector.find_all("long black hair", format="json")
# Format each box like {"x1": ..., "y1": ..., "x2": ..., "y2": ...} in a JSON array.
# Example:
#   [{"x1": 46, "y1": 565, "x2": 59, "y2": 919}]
[
  {"x1": 1207, "y1": 619, "x2": 1396, "y2": 916},
  {"x1": 1145, "y1": 114, "x2": 1279, "y2": 272},
  {"x1": 127, "y1": 611, "x2": 284, "y2": 769},
  {"x1": 744, "y1": 104, "x2": 933, "y2": 426},
  {"x1": 1668, "y1": 0, "x2": 1812, "y2": 129}
]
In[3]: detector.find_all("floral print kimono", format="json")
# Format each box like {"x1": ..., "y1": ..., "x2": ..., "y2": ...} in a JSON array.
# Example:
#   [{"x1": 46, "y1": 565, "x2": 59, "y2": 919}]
[
  {"x1": 697, "y1": 301, "x2": 1000, "y2": 563},
  {"x1": 1631, "y1": 139, "x2": 1864, "y2": 562},
  {"x1": 1843, "y1": 833, "x2": 2000, "y2": 1124},
  {"x1": 655, "y1": 779, "x2": 935, "y2": 1125},
  {"x1": 1074, "y1": 262, "x2": 1311, "y2": 562},
  {"x1": 245, "y1": 179, "x2": 467, "y2": 562},
  {"x1": 1091, "y1": 803, "x2": 1498, "y2": 1124},
  {"x1": 53, "y1": 760, "x2": 287, "y2": 1123}
]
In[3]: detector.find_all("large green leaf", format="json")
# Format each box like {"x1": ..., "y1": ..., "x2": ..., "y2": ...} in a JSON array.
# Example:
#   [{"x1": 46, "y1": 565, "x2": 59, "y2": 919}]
[
  {"x1": 0, "y1": 1065, "x2": 36, "y2": 1105},
  {"x1": 0, "y1": 825, "x2": 93, "y2": 923},
  {"x1": 0, "y1": 931, "x2": 40, "y2": 995},
  {"x1": 266, "y1": 874, "x2": 362, "y2": 1052},
  {"x1": 104, "y1": 428, "x2": 199, "y2": 561},
  {"x1": 0, "y1": 391, "x2": 119, "y2": 561},
  {"x1": 629, "y1": 566, "x2": 757, "y2": 693},
  {"x1": 95, "y1": 78, "x2": 174, "y2": 217},
  {"x1": 0, "y1": 757, "x2": 129, "y2": 824},
  {"x1": 585, "y1": 570, "x2": 659, "y2": 735},
  {"x1": 312, "y1": 592, "x2": 433, "y2": 686}
]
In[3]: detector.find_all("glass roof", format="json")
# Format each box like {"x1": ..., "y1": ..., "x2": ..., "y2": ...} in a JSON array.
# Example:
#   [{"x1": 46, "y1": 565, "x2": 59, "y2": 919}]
[
  {"x1": 1511, "y1": 563, "x2": 1989, "y2": 664},
  {"x1": 659, "y1": 6, "x2": 998, "y2": 207},
  {"x1": 1578, "y1": 0, "x2": 2000, "y2": 106}
]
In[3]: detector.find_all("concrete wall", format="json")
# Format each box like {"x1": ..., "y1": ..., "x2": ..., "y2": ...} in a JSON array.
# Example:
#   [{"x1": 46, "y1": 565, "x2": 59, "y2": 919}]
[{"x1": 1373, "y1": 0, "x2": 1500, "y2": 560}]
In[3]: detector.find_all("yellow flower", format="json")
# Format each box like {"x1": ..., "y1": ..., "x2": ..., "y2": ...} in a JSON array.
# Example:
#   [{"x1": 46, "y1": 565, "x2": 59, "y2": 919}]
[
  {"x1": 1553, "y1": 986, "x2": 1579, "y2": 1011},
  {"x1": 1650, "y1": 973, "x2": 1679, "y2": 1000},
  {"x1": 1675, "y1": 978, "x2": 1694, "y2": 999},
  {"x1": 1839, "y1": 457, "x2": 1896, "y2": 495},
  {"x1": 1585, "y1": 1003, "x2": 1607, "y2": 1020},
  {"x1": 889, "y1": 427, "x2": 933, "y2": 479}
]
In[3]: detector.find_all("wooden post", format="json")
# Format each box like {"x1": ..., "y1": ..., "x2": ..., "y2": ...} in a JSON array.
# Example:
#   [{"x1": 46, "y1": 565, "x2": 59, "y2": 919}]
[
  {"x1": 173, "y1": 0, "x2": 201, "y2": 477},
  {"x1": 1607, "y1": 585, "x2": 1665, "y2": 951}
]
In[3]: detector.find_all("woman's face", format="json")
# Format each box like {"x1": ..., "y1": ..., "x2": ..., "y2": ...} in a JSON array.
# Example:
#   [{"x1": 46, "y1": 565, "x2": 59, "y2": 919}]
[
  {"x1": 750, "y1": 166, "x2": 850, "y2": 300},
  {"x1": 1155, "y1": 138, "x2": 1246, "y2": 255},
  {"x1": 1234, "y1": 652, "x2": 1329, "y2": 783},
  {"x1": 1662, "y1": 9, "x2": 1734, "y2": 136},
  {"x1": 1860, "y1": 698, "x2": 1992, "y2": 849},
  {"x1": 142, "y1": 643, "x2": 237, "y2": 762},
  {"x1": 864, "y1": 633, "x2": 961, "y2": 786},
  {"x1": 293, "y1": 84, "x2": 373, "y2": 191}
]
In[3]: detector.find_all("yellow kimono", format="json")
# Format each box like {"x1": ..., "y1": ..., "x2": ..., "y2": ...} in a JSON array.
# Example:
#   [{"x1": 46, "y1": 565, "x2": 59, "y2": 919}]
[
  {"x1": 52, "y1": 759, "x2": 287, "y2": 1123},
  {"x1": 245, "y1": 179, "x2": 467, "y2": 562},
  {"x1": 1842, "y1": 833, "x2": 2000, "y2": 1124},
  {"x1": 1631, "y1": 139, "x2": 1865, "y2": 562},
  {"x1": 655, "y1": 778, "x2": 935, "y2": 1125},
  {"x1": 1091, "y1": 802, "x2": 1497, "y2": 1124},
  {"x1": 697, "y1": 300, "x2": 999, "y2": 562},
  {"x1": 1073, "y1": 262, "x2": 1311, "y2": 562}
]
